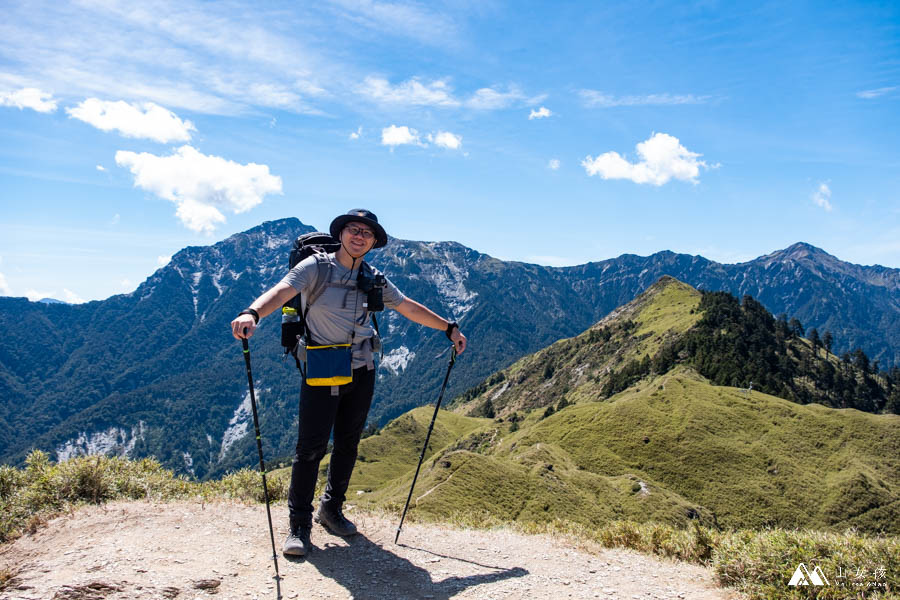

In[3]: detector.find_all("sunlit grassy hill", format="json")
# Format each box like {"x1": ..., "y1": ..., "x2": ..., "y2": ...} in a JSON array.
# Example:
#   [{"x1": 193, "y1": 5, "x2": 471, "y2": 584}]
[
  {"x1": 452, "y1": 275, "x2": 703, "y2": 417},
  {"x1": 327, "y1": 277, "x2": 900, "y2": 536},
  {"x1": 338, "y1": 406, "x2": 486, "y2": 495},
  {"x1": 337, "y1": 366, "x2": 899, "y2": 535}
]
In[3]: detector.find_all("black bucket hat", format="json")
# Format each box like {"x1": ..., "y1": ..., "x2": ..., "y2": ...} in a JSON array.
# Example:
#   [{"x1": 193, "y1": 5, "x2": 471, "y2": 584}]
[{"x1": 329, "y1": 208, "x2": 389, "y2": 249}]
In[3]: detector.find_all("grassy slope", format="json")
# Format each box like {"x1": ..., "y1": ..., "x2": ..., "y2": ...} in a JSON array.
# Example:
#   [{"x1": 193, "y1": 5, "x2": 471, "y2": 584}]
[
  {"x1": 453, "y1": 276, "x2": 703, "y2": 416},
  {"x1": 347, "y1": 366, "x2": 899, "y2": 535},
  {"x1": 631, "y1": 277, "x2": 702, "y2": 357},
  {"x1": 341, "y1": 277, "x2": 899, "y2": 536},
  {"x1": 515, "y1": 367, "x2": 900, "y2": 532},
  {"x1": 344, "y1": 407, "x2": 487, "y2": 494}
]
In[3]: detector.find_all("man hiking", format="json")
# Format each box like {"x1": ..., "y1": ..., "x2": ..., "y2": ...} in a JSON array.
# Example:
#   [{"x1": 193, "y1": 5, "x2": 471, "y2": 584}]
[{"x1": 230, "y1": 209, "x2": 467, "y2": 556}]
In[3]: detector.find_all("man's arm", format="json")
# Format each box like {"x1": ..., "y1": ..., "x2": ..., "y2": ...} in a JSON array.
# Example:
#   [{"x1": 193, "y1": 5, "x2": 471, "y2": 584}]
[
  {"x1": 394, "y1": 298, "x2": 467, "y2": 354},
  {"x1": 230, "y1": 281, "x2": 298, "y2": 339}
]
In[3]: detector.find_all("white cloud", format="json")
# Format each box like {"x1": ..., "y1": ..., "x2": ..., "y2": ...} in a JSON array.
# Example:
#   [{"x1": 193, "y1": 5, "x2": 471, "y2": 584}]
[
  {"x1": 0, "y1": 2, "x2": 327, "y2": 116},
  {"x1": 0, "y1": 3, "x2": 534, "y2": 120},
  {"x1": 62, "y1": 289, "x2": 86, "y2": 304},
  {"x1": 381, "y1": 126, "x2": 462, "y2": 150},
  {"x1": 362, "y1": 76, "x2": 459, "y2": 107},
  {"x1": 67, "y1": 99, "x2": 196, "y2": 143},
  {"x1": 120, "y1": 278, "x2": 132, "y2": 288},
  {"x1": 0, "y1": 272, "x2": 10, "y2": 296},
  {"x1": 0, "y1": 87, "x2": 58, "y2": 112},
  {"x1": 115, "y1": 145, "x2": 282, "y2": 233},
  {"x1": 428, "y1": 131, "x2": 462, "y2": 150},
  {"x1": 96, "y1": 164, "x2": 106, "y2": 172},
  {"x1": 582, "y1": 132, "x2": 708, "y2": 186},
  {"x1": 529, "y1": 106, "x2": 552, "y2": 120},
  {"x1": 349, "y1": 126, "x2": 362, "y2": 140},
  {"x1": 360, "y1": 77, "x2": 540, "y2": 110},
  {"x1": 244, "y1": 83, "x2": 303, "y2": 109},
  {"x1": 548, "y1": 159, "x2": 560, "y2": 170},
  {"x1": 466, "y1": 86, "x2": 537, "y2": 110},
  {"x1": 157, "y1": 255, "x2": 172, "y2": 267},
  {"x1": 24, "y1": 289, "x2": 54, "y2": 302},
  {"x1": 811, "y1": 183, "x2": 833, "y2": 212},
  {"x1": 580, "y1": 90, "x2": 710, "y2": 108},
  {"x1": 381, "y1": 125, "x2": 422, "y2": 147},
  {"x1": 856, "y1": 86, "x2": 898, "y2": 99},
  {"x1": 328, "y1": 0, "x2": 459, "y2": 46}
]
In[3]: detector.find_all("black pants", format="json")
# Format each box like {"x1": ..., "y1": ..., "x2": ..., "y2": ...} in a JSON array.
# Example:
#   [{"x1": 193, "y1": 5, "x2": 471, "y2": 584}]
[{"x1": 287, "y1": 365, "x2": 375, "y2": 530}]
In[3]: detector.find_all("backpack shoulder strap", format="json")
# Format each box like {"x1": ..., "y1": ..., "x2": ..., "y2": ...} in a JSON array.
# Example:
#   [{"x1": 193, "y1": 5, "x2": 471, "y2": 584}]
[
  {"x1": 305, "y1": 252, "x2": 333, "y2": 309},
  {"x1": 300, "y1": 252, "x2": 333, "y2": 342},
  {"x1": 306, "y1": 252, "x2": 332, "y2": 311}
]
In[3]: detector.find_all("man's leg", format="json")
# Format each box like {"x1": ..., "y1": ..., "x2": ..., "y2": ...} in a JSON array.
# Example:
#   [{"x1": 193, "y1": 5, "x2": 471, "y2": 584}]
[
  {"x1": 287, "y1": 382, "x2": 340, "y2": 532},
  {"x1": 317, "y1": 367, "x2": 375, "y2": 531}
]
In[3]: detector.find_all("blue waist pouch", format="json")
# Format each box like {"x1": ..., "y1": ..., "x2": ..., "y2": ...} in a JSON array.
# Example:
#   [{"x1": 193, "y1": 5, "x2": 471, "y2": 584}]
[{"x1": 305, "y1": 344, "x2": 353, "y2": 386}]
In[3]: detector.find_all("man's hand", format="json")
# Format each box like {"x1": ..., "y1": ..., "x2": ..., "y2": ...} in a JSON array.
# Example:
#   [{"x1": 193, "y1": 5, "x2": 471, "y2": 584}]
[
  {"x1": 395, "y1": 298, "x2": 469, "y2": 354},
  {"x1": 231, "y1": 314, "x2": 257, "y2": 340},
  {"x1": 450, "y1": 327, "x2": 467, "y2": 354},
  {"x1": 228, "y1": 283, "x2": 298, "y2": 340}
]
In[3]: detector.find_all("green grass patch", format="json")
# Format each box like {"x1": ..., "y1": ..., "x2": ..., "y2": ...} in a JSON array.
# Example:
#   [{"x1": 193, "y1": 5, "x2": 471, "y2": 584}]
[
  {"x1": 349, "y1": 367, "x2": 900, "y2": 535},
  {"x1": 509, "y1": 368, "x2": 900, "y2": 533},
  {"x1": 0, "y1": 450, "x2": 292, "y2": 544},
  {"x1": 633, "y1": 277, "x2": 702, "y2": 358},
  {"x1": 713, "y1": 526, "x2": 899, "y2": 599}
]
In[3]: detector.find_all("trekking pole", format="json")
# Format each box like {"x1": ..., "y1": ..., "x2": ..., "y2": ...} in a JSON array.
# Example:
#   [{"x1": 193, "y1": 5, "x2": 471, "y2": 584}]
[
  {"x1": 241, "y1": 332, "x2": 282, "y2": 599},
  {"x1": 395, "y1": 345, "x2": 457, "y2": 544}
]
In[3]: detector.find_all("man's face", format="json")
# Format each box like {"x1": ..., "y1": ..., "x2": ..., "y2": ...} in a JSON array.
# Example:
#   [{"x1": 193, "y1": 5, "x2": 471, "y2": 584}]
[{"x1": 342, "y1": 221, "x2": 376, "y2": 255}]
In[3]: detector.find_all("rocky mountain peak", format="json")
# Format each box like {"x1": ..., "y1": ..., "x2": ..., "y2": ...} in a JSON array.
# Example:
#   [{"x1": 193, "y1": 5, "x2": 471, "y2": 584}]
[
  {"x1": 757, "y1": 241, "x2": 834, "y2": 266},
  {"x1": 752, "y1": 241, "x2": 899, "y2": 290}
]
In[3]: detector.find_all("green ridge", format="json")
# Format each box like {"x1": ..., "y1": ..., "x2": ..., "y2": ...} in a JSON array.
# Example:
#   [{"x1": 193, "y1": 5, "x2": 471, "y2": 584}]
[
  {"x1": 343, "y1": 277, "x2": 899, "y2": 536},
  {"x1": 452, "y1": 276, "x2": 702, "y2": 417},
  {"x1": 345, "y1": 366, "x2": 899, "y2": 535}
]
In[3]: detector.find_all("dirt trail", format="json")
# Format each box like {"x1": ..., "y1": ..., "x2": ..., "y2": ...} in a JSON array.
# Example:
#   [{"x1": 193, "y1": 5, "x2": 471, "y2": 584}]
[{"x1": 1, "y1": 500, "x2": 745, "y2": 600}]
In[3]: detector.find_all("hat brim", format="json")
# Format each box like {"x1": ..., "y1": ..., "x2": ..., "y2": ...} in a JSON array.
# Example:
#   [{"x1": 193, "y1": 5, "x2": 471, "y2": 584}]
[{"x1": 330, "y1": 215, "x2": 388, "y2": 248}]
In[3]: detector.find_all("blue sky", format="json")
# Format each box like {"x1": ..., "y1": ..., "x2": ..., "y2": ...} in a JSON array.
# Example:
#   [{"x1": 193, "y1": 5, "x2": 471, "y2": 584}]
[{"x1": 1, "y1": 1, "x2": 898, "y2": 302}]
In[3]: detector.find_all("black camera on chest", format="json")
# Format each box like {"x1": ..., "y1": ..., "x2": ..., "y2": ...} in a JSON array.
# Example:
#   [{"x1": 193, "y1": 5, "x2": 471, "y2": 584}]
[{"x1": 357, "y1": 262, "x2": 386, "y2": 312}]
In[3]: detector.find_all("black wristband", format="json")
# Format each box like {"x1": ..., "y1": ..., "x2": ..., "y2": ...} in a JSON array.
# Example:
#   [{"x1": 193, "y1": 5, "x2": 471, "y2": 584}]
[
  {"x1": 445, "y1": 321, "x2": 458, "y2": 340},
  {"x1": 240, "y1": 308, "x2": 260, "y2": 324}
]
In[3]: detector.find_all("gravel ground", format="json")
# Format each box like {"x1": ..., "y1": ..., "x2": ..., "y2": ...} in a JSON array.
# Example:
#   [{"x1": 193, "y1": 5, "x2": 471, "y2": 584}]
[{"x1": 0, "y1": 500, "x2": 746, "y2": 600}]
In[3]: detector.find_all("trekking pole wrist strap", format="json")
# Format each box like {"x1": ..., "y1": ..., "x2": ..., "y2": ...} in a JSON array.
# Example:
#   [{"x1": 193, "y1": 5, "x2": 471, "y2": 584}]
[
  {"x1": 445, "y1": 321, "x2": 458, "y2": 340},
  {"x1": 240, "y1": 308, "x2": 260, "y2": 324}
]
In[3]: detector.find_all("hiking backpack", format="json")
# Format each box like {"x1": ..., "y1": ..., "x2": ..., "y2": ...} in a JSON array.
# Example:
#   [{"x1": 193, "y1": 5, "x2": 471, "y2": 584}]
[{"x1": 281, "y1": 231, "x2": 383, "y2": 371}]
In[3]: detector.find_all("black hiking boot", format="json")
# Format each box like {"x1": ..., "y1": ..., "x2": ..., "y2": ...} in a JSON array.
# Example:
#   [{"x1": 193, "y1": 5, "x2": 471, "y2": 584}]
[
  {"x1": 282, "y1": 525, "x2": 311, "y2": 556},
  {"x1": 314, "y1": 504, "x2": 358, "y2": 536}
]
